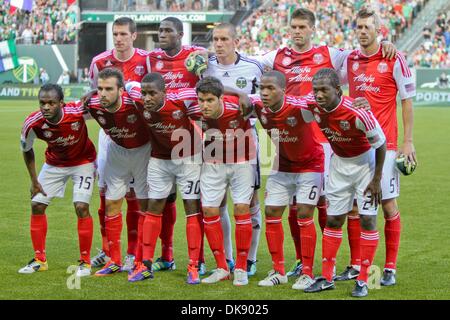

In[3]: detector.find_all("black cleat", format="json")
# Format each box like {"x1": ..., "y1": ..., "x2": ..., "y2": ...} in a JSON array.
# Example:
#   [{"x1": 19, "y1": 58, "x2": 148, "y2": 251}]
[
  {"x1": 351, "y1": 280, "x2": 369, "y2": 297},
  {"x1": 380, "y1": 269, "x2": 396, "y2": 286},
  {"x1": 304, "y1": 277, "x2": 335, "y2": 293},
  {"x1": 335, "y1": 266, "x2": 360, "y2": 281}
]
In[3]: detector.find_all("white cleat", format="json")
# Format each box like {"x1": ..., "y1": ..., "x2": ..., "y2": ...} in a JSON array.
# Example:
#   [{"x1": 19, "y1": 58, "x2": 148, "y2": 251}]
[
  {"x1": 76, "y1": 262, "x2": 92, "y2": 277},
  {"x1": 258, "y1": 270, "x2": 288, "y2": 287},
  {"x1": 121, "y1": 254, "x2": 136, "y2": 272},
  {"x1": 292, "y1": 274, "x2": 315, "y2": 290},
  {"x1": 233, "y1": 269, "x2": 249, "y2": 286},
  {"x1": 90, "y1": 249, "x2": 110, "y2": 268},
  {"x1": 18, "y1": 258, "x2": 48, "y2": 274},
  {"x1": 201, "y1": 268, "x2": 230, "y2": 284}
]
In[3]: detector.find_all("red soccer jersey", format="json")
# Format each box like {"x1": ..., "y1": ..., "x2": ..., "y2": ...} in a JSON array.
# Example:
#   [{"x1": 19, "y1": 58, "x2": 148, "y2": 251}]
[
  {"x1": 89, "y1": 48, "x2": 150, "y2": 88},
  {"x1": 127, "y1": 86, "x2": 202, "y2": 159},
  {"x1": 343, "y1": 47, "x2": 416, "y2": 150},
  {"x1": 257, "y1": 46, "x2": 348, "y2": 143},
  {"x1": 305, "y1": 95, "x2": 386, "y2": 158},
  {"x1": 148, "y1": 45, "x2": 205, "y2": 89},
  {"x1": 21, "y1": 102, "x2": 97, "y2": 167},
  {"x1": 201, "y1": 96, "x2": 256, "y2": 164},
  {"x1": 251, "y1": 95, "x2": 324, "y2": 173},
  {"x1": 85, "y1": 93, "x2": 150, "y2": 149}
]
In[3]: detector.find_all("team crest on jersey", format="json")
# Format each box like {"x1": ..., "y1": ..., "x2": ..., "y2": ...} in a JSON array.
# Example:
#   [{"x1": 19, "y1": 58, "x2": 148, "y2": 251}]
[
  {"x1": 286, "y1": 116, "x2": 297, "y2": 127},
  {"x1": 260, "y1": 114, "x2": 268, "y2": 125},
  {"x1": 98, "y1": 116, "x2": 106, "y2": 125},
  {"x1": 340, "y1": 120, "x2": 350, "y2": 131},
  {"x1": 313, "y1": 53, "x2": 324, "y2": 64},
  {"x1": 143, "y1": 110, "x2": 151, "y2": 120},
  {"x1": 127, "y1": 114, "x2": 137, "y2": 124},
  {"x1": 105, "y1": 60, "x2": 113, "y2": 67},
  {"x1": 135, "y1": 65, "x2": 145, "y2": 76},
  {"x1": 352, "y1": 62, "x2": 359, "y2": 72},
  {"x1": 377, "y1": 62, "x2": 388, "y2": 74},
  {"x1": 229, "y1": 120, "x2": 239, "y2": 129},
  {"x1": 172, "y1": 110, "x2": 184, "y2": 120},
  {"x1": 71, "y1": 122, "x2": 80, "y2": 131},
  {"x1": 236, "y1": 77, "x2": 247, "y2": 89},
  {"x1": 314, "y1": 113, "x2": 321, "y2": 123},
  {"x1": 282, "y1": 57, "x2": 292, "y2": 66},
  {"x1": 156, "y1": 61, "x2": 164, "y2": 70},
  {"x1": 43, "y1": 130, "x2": 53, "y2": 138},
  {"x1": 41, "y1": 123, "x2": 49, "y2": 129}
]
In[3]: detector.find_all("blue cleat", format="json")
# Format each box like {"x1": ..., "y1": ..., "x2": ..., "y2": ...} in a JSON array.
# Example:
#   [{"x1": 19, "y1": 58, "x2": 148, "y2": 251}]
[
  {"x1": 247, "y1": 260, "x2": 257, "y2": 277},
  {"x1": 152, "y1": 257, "x2": 176, "y2": 271},
  {"x1": 128, "y1": 261, "x2": 153, "y2": 282},
  {"x1": 380, "y1": 269, "x2": 396, "y2": 286},
  {"x1": 95, "y1": 261, "x2": 122, "y2": 277}
]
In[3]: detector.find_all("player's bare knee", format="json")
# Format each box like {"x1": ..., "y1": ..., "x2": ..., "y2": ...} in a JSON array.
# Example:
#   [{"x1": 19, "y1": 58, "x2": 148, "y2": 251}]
[
  {"x1": 234, "y1": 204, "x2": 250, "y2": 215},
  {"x1": 105, "y1": 199, "x2": 123, "y2": 216},
  {"x1": 296, "y1": 203, "x2": 315, "y2": 219},
  {"x1": 31, "y1": 202, "x2": 47, "y2": 215},
  {"x1": 382, "y1": 199, "x2": 398, "y2": 218},
  {"x1": 202, "y1": 207, "x2": 219, "y2": 217},
  {"x1": 167, "y1": 193, "x2": 177, "y2": 203},
  {"x1": 74, "y1": 202, "x2": 90, "y2": 218},
  {"x1": 360, "y1": 215, "x2": 377, "y2": 231},
  {"x1": 147, "y1": 198, "x2": 166, "y2": 214},
  {"x1": 183, "y1": 199, "x2": 200, "y2": 215},
  {"x1": 138, "y1": 199, "x2": 148, "y2": 212},
  {"x1": 326, "y1": 214, "x2": 346, "y2": 229},
  {"x1": 265, "y1": 206, "x2": 284, "y2": 218}
]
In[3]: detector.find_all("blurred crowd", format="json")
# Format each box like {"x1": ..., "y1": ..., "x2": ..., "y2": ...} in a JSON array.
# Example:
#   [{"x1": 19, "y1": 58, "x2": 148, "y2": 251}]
[
  {"x1": 0, "y1": 0, "x2": 78, "y2": 44},
  {"x1": 237, "y1": 0, "x2": 427, "y2": 55},
  {"x1": 412, "y1": 11, "x2": 450, "y2": 68},
  {"x1": 109, "y1": 0, "x2": 253, "y2": 11}
]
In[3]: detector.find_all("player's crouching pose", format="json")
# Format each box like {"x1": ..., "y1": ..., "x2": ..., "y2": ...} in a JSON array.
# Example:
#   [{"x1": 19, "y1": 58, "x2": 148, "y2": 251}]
[
  {"x1": 302, "y1": 69, "x2": 386, "y2": 297},
  {"x1": 125, "y1": 73, "x2": 204, "y2": 284},
  {"x1": 196, "y1": 77, "x2": 255, "y2": 286},
  {"x1": 19, "y1": 84, "x2": 97, "y2": 277}
]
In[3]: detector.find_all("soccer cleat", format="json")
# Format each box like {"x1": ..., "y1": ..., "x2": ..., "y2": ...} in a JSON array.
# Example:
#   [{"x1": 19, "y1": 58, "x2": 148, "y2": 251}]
[
  {"x1": 227, "y1": 259, "x2": 235, "y2": 273},
  {"x1": 94, "y1": 261, "x2": 122, "y2": 276},
  {"x1": 233, "y1": 269, "x2": 249, "y2": 286},
  {"x1": 352, "y1": 280, "x2": 369, "y2": 297},
  {"x1": 90, "y1": 249, "x2": 110, "y2": 268},
  {"x1": 292, "y1": 274, "x2": 315, "y2": 290},
  {"x1": 258, "y1": 270, "x2": 288, "y2": 287},
  {"x1": 198, "y1": 262, "x2": 207, "y2": 276},
  {"x1": 286, "y1": 259, "x2": 303, "y2": 277},
  {"x1": 201, "y1": 268, "x2": 230, "y2": 284},
  {"x1": 304, "y1": 277, "x2": 335, "y2": 293},
  {"x1": 128, "y1": 261, "x2": 153, "y2": 282},
  {"x1": 335, "y1": 266, "x2": 360, "y2": 281},
  {"x1": 380, "y1": 269, "x2": 396, "y2": 286},
  {"x1": 247, "y1": 260, "x2": 257, "y2": 277},
  {"x1": 186, "y1": 265, "x2": 200, "y2": 285},
  {"x1": 18, "y1": 258, "x2": 48, "y2": 274},
  {"x1": 76, "y1": 261, "x2": 91, "y2": 277},
  {"x1": 121, "y1": 254, "x2": 135, "y2": 273},
  {"x1": 152, "y1": 257, "x2": 176, "y2": 271}
]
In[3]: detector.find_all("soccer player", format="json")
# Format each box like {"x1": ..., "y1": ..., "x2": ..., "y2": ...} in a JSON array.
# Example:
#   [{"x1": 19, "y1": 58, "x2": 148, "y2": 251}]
[
  {"x1": 202, "y1": 22, "x2": 264, "y2": 276},
  {"x1": 89, "y1": 17, "x2": 151, "y2": 271},
  {"x1": 19, "y1": 84, "x2": 97, "y2": 277},
  {"x1": 244, "y1": 71, "x2": 324, "y2": 289},
  {"x1": 337, "y1": 7, "x2": 417, "y2": 285},
  {"x1": 195, "y1": 77, "x2": 255, "y2": 286},
  {"x1": 252, "y1": 8, "x2": 397, "y2": 278},
  {"x1": 303, "y1": 68, "x2": 386, "y2": 297},
  {"x1": 147, "y1": 17, "x2": 207, "y2": 272},
  {"x1": 125, "y1": 73, "x2": 203, "y2": 284},
  {"x1": 84, "y1": 68, "x2": 151, "y2": 276}
]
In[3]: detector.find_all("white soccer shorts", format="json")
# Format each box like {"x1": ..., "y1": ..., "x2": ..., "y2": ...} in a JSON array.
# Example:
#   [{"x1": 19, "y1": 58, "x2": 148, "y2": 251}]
[
  {"x1": 265, "y1": 171, "x2": 323, "y2": 207},
  {"x1": 326, "y1": 149, "x2": 379, "y2": 216},
  {"x1": 381, "y1": 150, "x2": 400, "y2": 200},
  {"x1": 200, "y1": 162, "x2": 255, "y2": 207},
  {"x1": 147, "y1": 157, "x2": 201, "y2": 200},
  {"x1": 319, "y1": 142, "x2": 333, "y2": 196},
  {"x1": 104, "y1": 141, "x2": 151, "y2": 200},
  {"x1": 32, "y1": 162, "x2": 96, "y2": 205}
]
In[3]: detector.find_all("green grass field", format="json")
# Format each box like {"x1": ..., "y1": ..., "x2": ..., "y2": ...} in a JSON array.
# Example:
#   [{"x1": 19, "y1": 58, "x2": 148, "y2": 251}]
[{"x1": 1, "y1": 101, "x2": 449, "y2": 300}]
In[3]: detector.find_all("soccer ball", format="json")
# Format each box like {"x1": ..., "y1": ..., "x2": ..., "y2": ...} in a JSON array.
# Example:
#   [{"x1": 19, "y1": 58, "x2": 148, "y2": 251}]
[
  {"x1": 395, "y1": 154, "x2": 416, "y2": 176},
  {"x1": 185, "y1": 53, "x2": 208, "y2": 77}
]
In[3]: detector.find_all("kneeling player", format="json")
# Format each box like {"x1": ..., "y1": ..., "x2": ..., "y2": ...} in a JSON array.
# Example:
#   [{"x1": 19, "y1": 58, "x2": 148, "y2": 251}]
[
  {"x1": 302, "y1": 69, "x2": 386, "y2": 297},
  {"x1": 126, "y1": 73, "x2": 203, "y2": 284},
  {"x1": 19, "y1": 84, "x2": 96, "y2": 277},
  {"x1": 196, "y1": 77, "x2": 255, "y2": 286}
]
